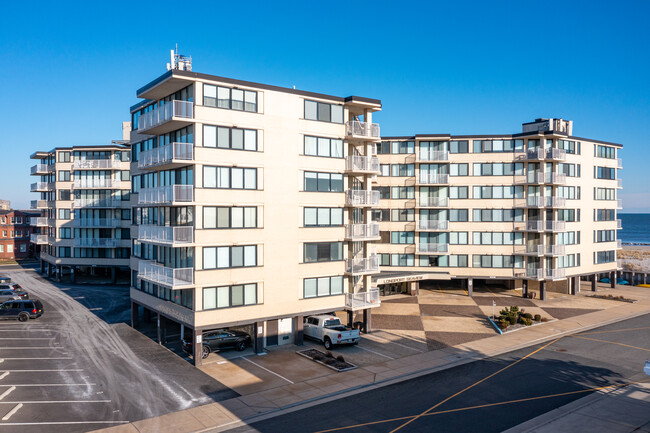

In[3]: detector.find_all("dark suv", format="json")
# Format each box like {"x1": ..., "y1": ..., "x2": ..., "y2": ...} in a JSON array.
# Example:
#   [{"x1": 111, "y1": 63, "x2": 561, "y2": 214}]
[
  {"x1": 0, "y1": 300, "x2": 44, "y2": 321},
  {"x1": 182, "y1": 329, "x2": 251, "y2": 358}
]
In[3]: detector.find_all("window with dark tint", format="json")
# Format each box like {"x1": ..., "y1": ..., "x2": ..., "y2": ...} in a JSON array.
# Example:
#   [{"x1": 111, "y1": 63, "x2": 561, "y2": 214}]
[
  {"x1": 304, "y1": 242, "x2": 343, "y2": 263},
  {"x1": 304, "y1": 172, "x2": 343, "y2": 192},
  {"x1": 304, "y1": 100, "x2": 343, "y2": 123}
]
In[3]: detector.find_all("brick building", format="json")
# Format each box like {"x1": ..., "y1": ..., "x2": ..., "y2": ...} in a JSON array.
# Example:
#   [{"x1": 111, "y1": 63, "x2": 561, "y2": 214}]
[{"x1": 0, "y1": 210, "x2": 40, "y2": 260}]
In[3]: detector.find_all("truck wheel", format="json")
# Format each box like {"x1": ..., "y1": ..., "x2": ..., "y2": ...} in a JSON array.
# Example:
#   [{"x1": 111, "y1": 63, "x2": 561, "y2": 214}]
[{"x1": 324, "y1": 337, "x2": 332, "y2": 350}]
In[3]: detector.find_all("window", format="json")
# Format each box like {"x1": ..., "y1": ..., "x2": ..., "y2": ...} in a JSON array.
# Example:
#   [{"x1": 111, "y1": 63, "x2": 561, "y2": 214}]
[
  {"x1": 558, "y1": 209, "x2": 578, "y2": 222},
  {"x1": 595, "y1": 251, "x2": 616, "y2": 264},
  {"x1": 58, "y1": 209, "x2": 71, "y2": 219},
  {"x1": 304, "y1": 172, "x2": 343, "y2": 192},
  {"x1": 472, "y1": 139, "x2": 524, "y2": 153},
  {"x1": 58, "y1": 246, "x2": 71, "y2": 258},
  {"x1": 391, "y1": 141, "x2": 415, "y2": 154},
  {"x1": 449, "y1": 186, "x2": 468, "y2": 199},
  {"x1": 379, "y1": 164, "x2": 390, "y2": 177},
  {"x1": 391, "y1": 186, "x2": 415, "y2": 199},
  {"x1": 472, "y1": 209, "x2": 524, "y2": 222},
  {"x1": 304, "y1": 242, "x2": 343, "y2": 263},
  {"x1": 303, "y1": 276, "x2": 343, "y2": 298},
  {"x1": 304, "y1": 100, "x2": 343, "y2": 123},
  {"x1": 377, "y1": 141, "x2": 391, "y2": 154},
  {"x1": 304, "y1": 136, "x2": 343, "y2": 158},
  {"x1": 204, "y1": 84, "x2": 257, "y2": 112},
  {"x1": 558, "y1": 163, "x2": 580, "y2": 177},
  {"x1": 557, "y1": 186, "x2": 579, "y2": 200},
  {"x1": 595, "y1": 188, "x2": 616, "y2": 200},
  {"x1": 58, "y1": 171, "x2": 70, "y2": 182},
  {"x1": 472, "y1": 232, "x2": 524, "y2": 245},
  {"x1": 595, "y1": 209, "x2": 616, "y2": 221},
  {"x1": 203, "y1": 125, "x2": 257, "y2": 151},
  {"x1": 450, "y1": 163, "x2": 468, "y2": 176},
  {"x1": 473, "y1": 186, "x2": 524, "y2": 199},
  {"x1": 595, "y1": 166, "x2": 616, "y2": 180},
  {"x1": 449, "y1": 232, "x2": 468, "y2": 245},
  {"x1": 449, "y1": 209, "x2": 468, "y2": 222},
  {"x1": 449, "y1": 140, "x2": 469, "y2": 153},
  {"x1": 391, "y1": 164, "x2": 415, "y2": 177},
  {"x1": 374, "y1": 186, "x2": 390, "y2": 199},
  {"x1": 391, "y1": 209, "x2": 414, "y2": 222},
  {"x1": 203, "y1": 284, "x2": 257, "y2": 309},
  {"x1": 203, "y1": 246, "x2": 257, "y2": 269},
  {"x1": 203, "y1": 207, "x2": 257, "y2": 229},
  {"x1": 595, "y1": 230, "x2": 616, "y2": 243},
  {"x1": 473, "y1": 163, "x2": 524, "y2": 176},
  {"x1": 59, "y1": 190, "x2": 71, "y2": 200},
  {"x1": 596, "y1": 145, "x2": 616, "y2": 159},
  {"x1": 373, "y1": 209, "x2": 390, "y2": 222},
  {"x1": 58, "y1": 151, "x2": 70, "y2": 162},
  {"x1": 304, "y1": 208, "x2": 343, "y2": 227},
  {"x1": 391, "y1": 254, "x2": 415, "y2": 266},
  {"x1": 203, "y1": 166, "x2": 257, "y2": 190},
  {"x1": 472, "y1": 255, "x2": 523, "y2": 268},
  {"x1": 59, "y1": 228, "x2": 71, "y2": 239},
  {"x1": 391, "y1": 231, "x2": 415, "y2": 244},
  {"x1": 558, "y1": 139, "x2": 579, "y2": 154}
]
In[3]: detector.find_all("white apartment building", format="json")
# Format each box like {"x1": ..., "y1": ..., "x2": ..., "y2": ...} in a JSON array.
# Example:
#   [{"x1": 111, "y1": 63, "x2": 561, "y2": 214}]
[
  {"x1": 373, "y1": 118, "x2": 622, "y2": 298},
  {"x1": 128, "y1": 63, "x2": 382, "y2": 364},
  {"x1": 29, "y1": 145, "x2": 132, "y2": 282}
]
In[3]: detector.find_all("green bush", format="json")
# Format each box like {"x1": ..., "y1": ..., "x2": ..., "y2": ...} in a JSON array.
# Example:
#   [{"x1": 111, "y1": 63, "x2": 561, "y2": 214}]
[
  {"x1": 522, "y1": 317, "x2": 533, "y2": 326},
  {"x1": 534, "y1": 314, "x2": 541, "y2": 322},
  {"x1": 508, "y1": 315, "x2": 517, "y2": 325},
  {"x1": 522, "y1": 313, "x2": 533, "y2": 320}
]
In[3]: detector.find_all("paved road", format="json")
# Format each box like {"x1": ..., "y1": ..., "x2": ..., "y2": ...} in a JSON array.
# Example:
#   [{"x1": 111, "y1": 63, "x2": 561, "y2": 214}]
[
  {"x1": 229, "y1": 314, "x2": 650, "y2": 433},
  {"x1": 0, "y1": 268, "x2": 237, "y2": 432}
]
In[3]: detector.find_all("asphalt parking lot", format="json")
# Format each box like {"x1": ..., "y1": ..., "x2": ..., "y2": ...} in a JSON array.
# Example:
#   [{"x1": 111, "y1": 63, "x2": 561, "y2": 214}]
[{"x1": 0, "y1": 267, "x2": 237, "y2": 433}]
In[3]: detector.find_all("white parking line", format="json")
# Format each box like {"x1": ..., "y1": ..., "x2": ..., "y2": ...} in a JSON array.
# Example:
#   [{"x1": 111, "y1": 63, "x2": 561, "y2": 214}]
[
  {"x1": 355, "y1": 345, "x2": 394, "y2": 360},
  {"x1": 0, "y1": 338, "x2": 55, "y2": 340},
  {"x1": 0, "y1": 421, "x2": 129, "y2": 425},
  {"x1": 0, "y1": 400, "x2": 111, "y2": 404},
  {"x1": 241, "y1": 357, "x2": 294, "y2": 384},
  {"x1": 0, "y1": 372, "x2": 9, "y2": 381},
  {"x1": 1, "y1": 370, "x2": 83, "y2": 372},
  {"x1": 2, "y1": 384, "x2": 96, "y2": 387},
  {"x1": 363, "y1": 334, "x2": 425, "y2": 353},
  {"x1": 0, "y1": 347, "x2": 66, "y2": 350},
  {"x1": 0, "y1": 386, "x2": 15, "y2": 400},
  {"x1": 2, "y1": 403, "x2": 22, "y2": 420},
  {"x1": 0, "y1": 358, "x2": 73, "y2": 360}
]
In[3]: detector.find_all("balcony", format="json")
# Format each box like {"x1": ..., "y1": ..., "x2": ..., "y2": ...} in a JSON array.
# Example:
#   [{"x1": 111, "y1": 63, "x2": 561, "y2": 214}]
[
  {"x1": 617, "y1": 158, "x2": 623, "y2": 169},
  {"x1": 345, "y1": 190, "x2": 379, "y2": 207},
  {"x1": 30, "y1": 182, "x2": 48, "y2": 192},
  {"x1": 546, "y1": 268, "x2": 566, "y2": 280},
  {"x1": 526, "y1": 172, "x2": 544, "y2": 184},
  {"x1": 419, "y1": 174, "x2": 449, "y2": 184},
  {"x1": 30, "y1": 164, "x2": 48, "y2": 175},
  {"x1": 417, "y1": 243, "x2": 449, "y2": 254},
  {"x1": 138, "y1": 225, "x2": 194, "y2": 245},
  {"x1": 73, "y1": 218, "x2": 122, "y2": 228},
  {"x1": 344, "y1": 223, "x2": 380, "y2": 241},
  {"x1": 419, "y1": 197, "x2": 449, "y2": 207},
  {"x1": 519, "y1": 244, "x2": 544, "y2": 256},
  {"x1": 525, "y1": 148, "x2": 545, "y2": 160},
  {"x1": 30, "y1": 217, "x2": 48, "y2": 227},
  {"x1": 526, "y1": 267, "x2": 543, "y2": 280},
  {"x1": 545, "y1": 196, "x2": 566, "y2": 208},
  {"x1": 30, "y1": 200, "x2": 48, "y2": 210},
  {"x1": 345, "y1": 120, "x2": 380, "y2": 140},
  {"x1": 545, "y1": 220, "x2": 566, "y2": 232},
  {"x1": 545, "y1": 245, "x2": 565, "y2": 256},
  {"x1": 72, "y1": 159, "x2": 123, "y2": 170},
  {"x1": 73, "y1": 198, "x2": 123, "y2": 208},
  {"x1": 345, "y1": 289, "x2": 380, "y2": 311},
  {"x1": 616, "y1": 179, "x2": 622, "y2": 189},
  {"x1": 616, "y1": 219, "x2": 622, "y2": 229},
  {"x1": 30, "y1": 234, "x2": 48, "y2": 245},
  {"x1": 616, "y1": 239, "x2": 622, "y2": 249},
  {"x1": 417, "y1": 220, "x2": 449, "y2": 231},
  {"x1": 546, "y1": 148, "x2": 566, "y2": 161},
  {"x1": 419, "y1": 151, "x2": 449, "y2": 162},
  {"x1": 73, "y1": 238, "x2": 118, "y2": 248},
  {"x1": 138, "y1": 142, "x2": 194, "y2": 170},
  {"x1": 345, "y1": 155, "x2": 380, "y2": 174},
  {"x1": 617, "y1": 199, "x2": 623, "y2": 209},
  {"x1": 73, "y1": 179, "x2": 121, "y2": 189},
  {"x1": 137, "y1": 100, "x2": 194, "y2": 135},
  {"x1": 138, "y1": 260, "x2": 194, "y2": 288},
  {"x1": 526, "y1": 196, "x2": 545, "y2": 208},
  {"x1": 523, "y1": 220, "x2": 543, "y2": 232},
  {"x1": 545, "y1": 172, "x2": 566, "y2": 184},
  {"x1": 138, "y1": 185, "x2": 194, "y2": 205},
  {"x1": 345, "y1": 255, "x2": 379, "y2": 275}
]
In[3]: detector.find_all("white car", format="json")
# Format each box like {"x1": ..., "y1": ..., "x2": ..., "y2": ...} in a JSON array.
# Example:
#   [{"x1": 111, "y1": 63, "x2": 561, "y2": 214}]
[{"x1": 304, "y1": 315, "x2": 360, "y2": 350}]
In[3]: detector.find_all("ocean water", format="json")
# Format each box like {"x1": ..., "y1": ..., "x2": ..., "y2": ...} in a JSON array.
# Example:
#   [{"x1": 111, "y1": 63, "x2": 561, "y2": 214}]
[{"x1": 619, "y1": 213, "x2": 650, "y2": 245}]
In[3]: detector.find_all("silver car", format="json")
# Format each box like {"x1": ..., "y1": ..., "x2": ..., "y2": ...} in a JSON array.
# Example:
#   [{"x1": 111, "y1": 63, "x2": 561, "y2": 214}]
[{"x1": 0, "y1": 289, "x2": 27, "y2": 303}]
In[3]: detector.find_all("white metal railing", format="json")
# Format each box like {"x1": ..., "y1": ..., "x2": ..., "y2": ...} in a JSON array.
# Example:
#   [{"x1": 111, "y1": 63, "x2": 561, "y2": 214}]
[
  {"x1": 545, "y1": 172, "x2": 566, "y2": 184},
  {"x1": 545, "y1": 220, "x2": 566, "y2": 231},
  {"x1": 137, "y1": 185, "x2": 194, "y2": 205},
  {"x1": 545, "y1": 245, "x2": 565, "y2": 256},
  {"x1": 417, "y1": 220, "x2": 449, "y2": 230},
  {"x1": 344, "y1": 223, "x2": 380, "y2": 240},
  {"x1": 616, "y1": 219, "x2": 622, "y2": 229},
  {"x1": 345, "y1": 155, "x2": 380, "y2": 173},
  {"x1": 527, "y1": 196, "x2": 545, "y2": 207},
  {"x1": 419, "y1": 173, "x2": 449, "y2": 184},
  {"x1": 73, "y1": 238, "x2": 118, "y2": 248},
  {"x1": 30, "y1": 217, "x2": 48, "y2": 226},
  {"x1": 138, "y1": 142, "x2": 194, "y2": 169},
  {"x1": 345, "y1": 289, "x2": 380, "y2": 310},
  {"x1": 73, "y1": 179, "x2": 121, "y2": 188},
  {"x1": 526, "y1": 172, "x2": 544, "y2": 183},
  {"x1": 419, "y1": 197, "x2": 449, "y2": 207},
  {"x1": 73, "y1": 218, "x2": 122, "y2": 228},
  {"x1": 73, "y1": 198, "x2": 123, "y2": 208},
  {"x1": 616, "y1": 239, "x2": 622, "y2": 249},
  {"x1": 545, "y1": 196, "x2": 566, "y2": 208},
  {"x1": 616, "y1": 199, "x2": 623, "y2": 209},
  {"x1": 525, "y1": 220, "x2": 543, "y2": 231},
  {"x1": 546, "y1": 268, "x2": 566, "y2": 279},
  {"x1": 546, "y1": 148, "x2": 567, "y2": 160},
  {"x1": 138, "y1": 100, "x2": 194, "y2": 131},
  {"x1": 345, "y1": 120, "x2": 380, "y2": 138},
  {"x1": 30, "y1": 164, "x2": 48, "y2": 175},
  {"x1": 72, "y1": 159, "x2": 122, "y2": 170},
  {"x1": 526, "y1": 148, "x2": 545, "y2": 160},
  {"x1": 617, "y1": 158, "x2": 623, "y2": 168},
  {"x1": 418, "y1": 243, "x2": 449, "y2": 253},
  {"x1": 345, "y1": 255, "x2": 379, "y2": 274},
  {"x1": 520, "y1": 244, "x2": 543, "y2": 255},
  {"x1": 138, "y1": 225, "x2": 194, "y2": 245},
  {"x1": 30, "y1": 234, "x2": 48, "y2": 244},
  {"x1": 419, "y1": 150, "x2": 449, "y2": 162},
  {"x1": 31, "y1": 200, "x2": 48, "y2": 209},
  {"x1": 526, "y1": 267, "x2": 543, "y2": 279},
  {"x1": 616, "y1": 179, "x2": 622, "y2": 188},
  {"x1": 138, "y1": 261, "x2": 194, "y2": 288},
  {"x1": 345, "y1": 190, "x2": 379, "y2": 207},
  {"x1": 30, "y1": 182, "x2": 48, "y2": 191}
]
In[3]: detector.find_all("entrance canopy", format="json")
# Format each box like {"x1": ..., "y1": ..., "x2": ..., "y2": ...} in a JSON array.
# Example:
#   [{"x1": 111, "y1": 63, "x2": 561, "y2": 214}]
[{"x1": 373, "y1": 271, "x2": 451, "y2": 285}]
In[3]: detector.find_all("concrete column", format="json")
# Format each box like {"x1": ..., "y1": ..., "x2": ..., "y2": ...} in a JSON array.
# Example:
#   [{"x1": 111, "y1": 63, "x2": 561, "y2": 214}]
[
  {"x1": 70, "y1": 266, "x2": 76, "y2": 283},
  {"x1": 573, "y1": 277, "x2": 580, "y2": 294},
  {"x1": 540, "y1": 281, "x2": 547, "y2": 301},
  {"x1": 592, "y1": 274, "x2": 597, "y2": 291},
  {"x1": 294, "y1": 316, "x2": 304, "y2": 346},
  {"x1": 130, "y1": 302, "x2": 138, "y2": 327},
  {"x1": 56, "y1": 266, "x2": 62, "y2": 282},
  {"x1": 610, "y1": 271, "x2": 616, "y2": 288},
  {"x1": 40, "y1": 259, "x2": 44, "y2": 274},
  {"x1": 111, "y1": 267, "x2": 117, "y2": 284},
  {"x1": 363, "y1": 309, "x2": 372, "y2": 333},
  {"x1": 254, "y1": 321, "x2": 264, "y2": 354},
  {"x1": 156, "y1": 314, "x2": 162, "y2": 345},
  {"x1": 467, "y1": 278, "x2": 473, "y2": 297},
  {"x1": 567, "y1": 278, "x2": 573, "y2": 295},
  {"x1": 522, "y1": 280, "x2": 528, "y2": 298},
  {"x1": 180, "y1": 324, "x2": 185, "y2": 341},
  {"x1": 347, "y1": 310, "x2": 354, "y2": 328},
  {"x1": 193, "y1": 328, "x2": 203, "y2": 367}
]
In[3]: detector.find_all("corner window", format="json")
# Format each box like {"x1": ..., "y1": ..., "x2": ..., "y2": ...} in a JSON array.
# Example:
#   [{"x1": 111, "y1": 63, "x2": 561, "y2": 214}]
[{"x1": 304, "y1": 100, "x2": 343, "y2": 124}]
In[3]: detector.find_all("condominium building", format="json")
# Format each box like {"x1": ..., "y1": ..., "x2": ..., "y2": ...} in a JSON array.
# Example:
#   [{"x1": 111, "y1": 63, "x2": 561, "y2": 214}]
[
  {"x1": 29, "y1": 144, "x2": 132, "y2": 282},
  {"x1": 0, "y1": 209, "x2": 40, "y2": 260},
  {"x1": 128, "y1": 60, "x2": 381, "y2": 364},
  {"x1": 373, "y1": 118, "x2": 622, "y2": 298}
]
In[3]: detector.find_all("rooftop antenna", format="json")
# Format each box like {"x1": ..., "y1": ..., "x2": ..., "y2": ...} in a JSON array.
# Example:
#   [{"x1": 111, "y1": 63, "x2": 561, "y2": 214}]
[{"x1": 166, "y1": 44, "x2": 192, "y2": 71}]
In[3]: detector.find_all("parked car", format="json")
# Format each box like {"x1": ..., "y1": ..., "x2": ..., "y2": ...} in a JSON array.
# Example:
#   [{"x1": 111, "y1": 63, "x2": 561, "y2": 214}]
[
  {"x1": 0, "y1": 283, "x2": 22, "y2": 291},
  {"x1": 303, "y1": 315, "x2": 360, "y2": 350},
  {"x1": 182, "y1": 329, "x2": 252, "y2": 359},
  {"x1": 0, "y1": 299, "x2": 44, "y2": 321},
  {"x1": 0, "y1": 289, "x2": 28, "y2": 303},
  {"x1": 0, "y1": 276, "x2": 11, "y2": 284}
]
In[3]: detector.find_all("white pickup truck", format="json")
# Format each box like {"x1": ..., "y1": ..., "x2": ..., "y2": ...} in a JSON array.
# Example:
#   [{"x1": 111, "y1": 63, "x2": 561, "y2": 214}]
[{"x1": 303, "y1": 315, "x2": 360, "y2": 349}]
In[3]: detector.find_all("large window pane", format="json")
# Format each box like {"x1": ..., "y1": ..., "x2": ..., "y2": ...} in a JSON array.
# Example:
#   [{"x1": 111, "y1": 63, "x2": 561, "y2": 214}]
[
  {"x1": 217, "y1": 167, "x2": 229, "y2": 188},
  {"x1": 217, "y1": 207, "x2": 230, "y2": 228},
  {"x1": 330, "y1": 276, "x2": 343, "y2": 294},
  {"x1": 217, "y1": 87, "x2": 230, "y2": 109},
  {"x1": 331, "y1": 105, "x2": 343, "y2": 123},
  {"x1": 231, "y1": 285, "x2": 244, "y2": 306},
  {"x1": 318, "y1": 138, "x2": 330, "y2": 157},
  {"x1": 203, "y1": 287, "x2": 216, "y2": 309},
  {"x1": 304, "y1": 279, "x2": 317, "y2": 298},
  {"x1": 231, "y1": 89, "x2": 244, "y2": 110},
  {"x1": 317, "y1": 103, "x2": 330, "y2": 122},
  {"x1": 331, "y1": 208, "x2": 343, "y2": 225},
  {"x1": 305, "y1": 100, "x2": 317, "y2": 120},
  {"x1": 244, "y1": 168, "x2": 256, "y2": 189},
  {"x1": 317, "y1": 277, "x2": 330, "y2": 296},
  {"x1": 332, "y1": 139, "x2": 343, "y2": 158},
  {"x1": 244, "y1": 91, "x2": 257, "y2": 112},
  {"x1": 217, "y1": 286, "x2": 229, "y2": 307},
  {"x1": 231, "y1": 207, "x2": 244, "y2": 228},
  {"x1": 231, "y1": 128, "x2": 244, "y2": 150},
  {"x1": 244, "y1": 130, "x2": 257, "y2": 151},
  {"x1": 317, "y1": 173, "x2": 329, "y2": 191},
  {"x1": 204, "y1": 125, "x2": 217, "y2": 147},
  {"x1": 217, "y1": 127, "x2": 230, "y2": 148},
  {"x1": 305, "y1": 136, "x2": 317, "y2": 155},
  {"x1": 305, "y1": 172, "x2": 317, "y2": 191},
  {"x1": 244, "y1": 245, "x2": 256, "y2": 266},
  {"x1": 244, "y1": 207, "x2": 256, "y2": 227},
  {"x1": 231, "y1": 168, "x2": 244, "y2": 189},
  {"x1": 204, "y1": 85, "x2": 217, "y2": 107},
  {"x1": 203, "y1": 247, "x2": 216, "y2": 269},
  {"x1": 331, "y1": 174, "x2": 343, "y2": 192},
  {"x1": 304, "y1": 208, "x2": 317, "y2": 226},
  {"x1": 231, "y1": 246, "x2": 243, "y2": 267},
  {"x1": 244, "y1": 284, "x2": 256, "y2": 304},
  {"x1": 203, "y1": 207, "x2": 216, "y2": 229},
  {"x1": 203, "y1": 166, "x2": 216, "y2": 188},
  {"x1": 317, "y1": 208, "x2": 330, "y2": 225},
  {"x1": 216, "y1": 246, "x2": 229, "y2": 268}
]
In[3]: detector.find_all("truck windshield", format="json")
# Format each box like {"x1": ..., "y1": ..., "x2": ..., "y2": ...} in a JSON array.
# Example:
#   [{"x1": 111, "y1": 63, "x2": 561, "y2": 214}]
[{"x1": 324, "y1": 319, "x2": 341, "y2": 327}]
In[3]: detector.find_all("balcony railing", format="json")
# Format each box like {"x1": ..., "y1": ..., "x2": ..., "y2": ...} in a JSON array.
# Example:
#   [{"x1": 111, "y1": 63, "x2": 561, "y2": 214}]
[
  {"x1": 545, "y1": 245, "x2": 565, "y2": 256},
  {"x1": 526, "y1": 267, "x2": 543, "y2": 280},
  {"x1": 419, "y1": 197, "x2": 448, "y2": 207},
  {"x1": 30, "y1": 200, "x2": 48, "y2": 209},
  {"x1": 345, "y1": 255, "x2": 379, "y2": 275},
  {"x1": 138, "y1": 142, "x2": 194, "y2": 169},
  {"x1": 526, "y1": 172, "x2": 544, "y2": 184},
  {"x1": 545, "y1": 172, "x2": 566, "y2": 184},
  {"x1": 519, "y1": 244, "x2": 543, "y2": 256},
  {"x1": 345, "y1": 155, "x2": 380, "y2": 174},
  {"x1": 616, "y1": 219, "x2": 622, "y2": 229},
  {"x1": 345, "y1": 121, "x2": 380, "y2": 139},
  {"x1": 546, "y1": 148, "x2": 566, "y2": 160},
  {"x1": 345, "y1": 289, "x2": 380, "y2": 310},
  {"x1": 617, "y1": 199, "x2": 623, "y2": 209},
  {"x1": 73, "y1": 179, "x2": 121, "y2": 189},
  {"x1": 138, "y1": 185, "x2": 194, "y2": 205},
  {"x1": 545, "y1": 196, "x2": 566, "y2": 208},
  {"x1": 30, "y1": 182, "x2": 48, "y2": 192},
  {"x1": 545, "y1": 220, "x2": 566, "y2": 231},
  {"x1": 345, "y1": 190, "x2": 379, "y2": 207},
  {"x1": 417, "y1": 220, "x2": 449, "y2": 231},
  {"x1": 73, "y1": 218, "x2": 122, "y2": 228},
  {"x1": 525, "y1": 148, "x2": 545, "y2": 160},
  {"x1": 138, "y1": 261, "x2": 194, "y2": 288},
  {"x1": 30, "y1": 234, "x2": 48, "y2": 245},
  {"x1": 72, "y1": 159, "x2": 123, "y2": 170},
  {"x1": 616, "y1": 239, "x2": 622, "y2": 249},
  {"x1": 546, "y1": 268, "x2": 566, "y2": 280},
  {"x1": 419, "y1": 151, "x2": 449, "y2": 162},
  {"x1": 344, "y1": 223, "x2": 380, "y2": 241},
  {"x1": 419, "y1": 174, "x2": 449, "y2": 184},
  {"x1": 138, "y1": 100, "x2": 194, "y2": 132},
  {"x1": 525, "y1": 220, "x2": 543, "y2": 231},
  {"x1": 30, "y1": 217, "x2": 48, "y2": 227},
  {"x1": 73, "y1": 198, "x2": 123, "y2": 208},
  {"x1": 138, "y1": 225, "x2": 194, "y2": 245},
  {"x1": 418, "y1": 243, "x2": 449, "y2": 253},
  {"x1": 73, "y1": 238, "x2": 118, "y2": 248},
  {"x1": 526, "y1": 196, "x2": 545, "y2": 207},
  {"x1": 616, "y1": 179, "x2": 622, "y2": 189},
  {"x1": 617, "y1": 158, "x2": 623, "y2": 168},
  {"x1": 30, "y1": 164, "x2": 48, "y2": 175}
]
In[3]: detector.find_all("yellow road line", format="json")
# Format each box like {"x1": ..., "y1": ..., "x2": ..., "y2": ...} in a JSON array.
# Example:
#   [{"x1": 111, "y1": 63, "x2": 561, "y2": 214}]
[
  {"x1": 578, "y1": 326, "x2": 650, "y2": 336},
  {"x1": 569, "y1": 335, "x2": 650, "y2": 352},
  {"x1": 387, "y1": 337, "x2": 562, "y2": 432}
]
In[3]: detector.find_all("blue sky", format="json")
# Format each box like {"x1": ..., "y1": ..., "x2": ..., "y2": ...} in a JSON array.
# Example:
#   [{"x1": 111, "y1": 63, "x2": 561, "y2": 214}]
[{"x1": 2, "y1": 0, "x2": 649, "y2": 211}]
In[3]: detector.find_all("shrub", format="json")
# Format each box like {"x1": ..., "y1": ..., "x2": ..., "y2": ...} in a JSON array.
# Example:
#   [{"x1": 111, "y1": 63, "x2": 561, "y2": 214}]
[
  {"x1": 325, "y1": 351, "x2": 333, "y2": 358},
  {"x1": 522, "y1": 313, "x2": 533, "y2": 320},
  {"x1": 336, "y1": 355, "x2": 345, "y2": 362},
  {"x1": 508, "y1": 315, "x2": 517, "y2": 325},
  {"x1": 522, "y1": 318, "x2": 533, "y2": 326},
  {"x1": 540, "y1": 317, "x2": 549, "y2": 322},
  {"x1": 534, "y1": 314, "x2": 541, "y2": 322}
]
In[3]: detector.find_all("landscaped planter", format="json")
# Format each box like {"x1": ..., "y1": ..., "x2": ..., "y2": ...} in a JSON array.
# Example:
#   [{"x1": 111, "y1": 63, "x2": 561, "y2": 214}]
[
  {"x1": 588, "y1": 294, "x2": 637, "y2": 303},
  {"x1": 490, "y1": 306, "x2": 551, "y2": 333},
  {"x1": 297, "y1": 349, "x2": 357, "y2": 372}
]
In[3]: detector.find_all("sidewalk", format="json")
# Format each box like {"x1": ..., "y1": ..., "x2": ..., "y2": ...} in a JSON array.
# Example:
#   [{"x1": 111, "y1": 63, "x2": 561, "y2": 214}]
[{"x1": 96, "y1": 285, "x2": 650, "y2": 433}]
